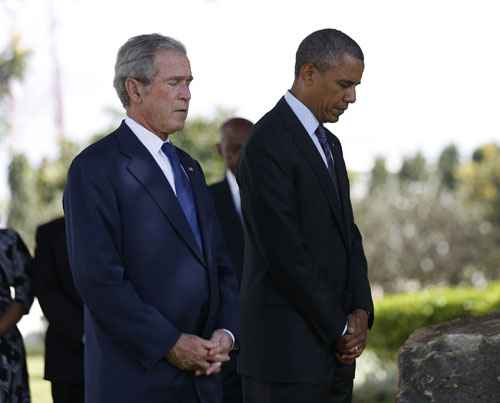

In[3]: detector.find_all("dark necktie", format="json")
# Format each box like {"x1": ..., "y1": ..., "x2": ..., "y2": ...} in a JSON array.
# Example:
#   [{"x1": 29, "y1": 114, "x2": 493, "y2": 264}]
[
  {"x1": 315, "y1": 125, "x2": 341, "y2": 205},
  {"x1": 161, "y1": 142, "x2": 203, "y2": 252}
]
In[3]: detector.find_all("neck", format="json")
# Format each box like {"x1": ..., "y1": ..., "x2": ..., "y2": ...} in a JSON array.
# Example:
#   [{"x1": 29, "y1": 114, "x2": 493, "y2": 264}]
[
  {"x1": 126, "y1": 110, "x2": 169, "y2": 141},
  {"x1": 289, "y1": 83, "x2": 319, "y2": 122}
]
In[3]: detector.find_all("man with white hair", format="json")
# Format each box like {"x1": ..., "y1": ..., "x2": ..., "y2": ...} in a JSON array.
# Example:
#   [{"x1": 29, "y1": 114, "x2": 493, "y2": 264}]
[{"x1": 64, "y1": 33, "x2": 239, "y2": 403}]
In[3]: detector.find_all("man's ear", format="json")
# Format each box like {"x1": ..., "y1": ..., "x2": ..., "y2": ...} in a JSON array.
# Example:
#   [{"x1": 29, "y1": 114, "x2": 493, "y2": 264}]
[
  {"x1": 216, "y1": 143, "x2": 222, "y2": 157},
  {"x1": 299, "y1": 63, "x2": 316, "y2": 87},
  {"x1": 125, "y1": 78, "x2": 144, "y2": 104}
]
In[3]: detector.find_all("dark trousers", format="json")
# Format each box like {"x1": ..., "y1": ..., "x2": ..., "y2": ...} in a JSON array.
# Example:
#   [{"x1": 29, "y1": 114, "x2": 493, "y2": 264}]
[
  {"x1": 51, "y1": 382, "x2": 84, "y2": 403},
  {"x1": 242, "y1": 372, "x2": 353, "y2": 403}
]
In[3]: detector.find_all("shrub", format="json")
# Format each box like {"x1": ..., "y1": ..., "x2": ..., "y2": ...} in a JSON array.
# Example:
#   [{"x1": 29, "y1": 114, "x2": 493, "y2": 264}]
[{"x1": 368, "y1": 282, "x2": 500, "y2": 358}]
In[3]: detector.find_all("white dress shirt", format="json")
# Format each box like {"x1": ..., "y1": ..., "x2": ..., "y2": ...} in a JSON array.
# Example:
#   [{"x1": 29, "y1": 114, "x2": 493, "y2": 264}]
[
  {"x1": 125, "y1": 117, "x2": 177, "y2": 195},
  {"x1": 226, "y1": 170, "x2": 241, "y2": 217},
  {"x1": 284, "y1": 91, "x2": 329, "y2": 168},
  {"x1": 283, "y1": 92, "x2": 348, "y2": 337}
]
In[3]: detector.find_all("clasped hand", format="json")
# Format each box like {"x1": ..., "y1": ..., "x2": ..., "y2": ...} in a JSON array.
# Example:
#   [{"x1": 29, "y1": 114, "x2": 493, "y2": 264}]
[
  {"x1": 335, "y1": 309, "x2": 368, "y2": 365},
  {"x1": 166, "y1": 329, "x2": 232, "y2": 376}
]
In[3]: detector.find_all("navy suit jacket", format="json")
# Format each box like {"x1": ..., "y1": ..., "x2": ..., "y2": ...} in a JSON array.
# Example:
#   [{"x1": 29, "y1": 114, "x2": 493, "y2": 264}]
[{"x1": 64, "y1": 121, "x2": 239, "y2": 403}]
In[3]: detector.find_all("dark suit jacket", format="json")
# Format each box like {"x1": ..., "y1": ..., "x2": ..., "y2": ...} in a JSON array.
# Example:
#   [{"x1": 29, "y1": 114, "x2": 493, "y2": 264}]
[
  {"x1": 33, "y1": 217, "x2": 84, "y2": 383},
  {"x1": 63, "y1": 121, "x2": 239, "y2": 403},
  {"x1": 237, "y1": 98, "x2": 374, "y2": 384},
  {"x1": 209, "y1": 178, "x2": 244, "y2": 286},
  {"x1": 209, "y1": 178, "x2": 244, "y2": 403}
]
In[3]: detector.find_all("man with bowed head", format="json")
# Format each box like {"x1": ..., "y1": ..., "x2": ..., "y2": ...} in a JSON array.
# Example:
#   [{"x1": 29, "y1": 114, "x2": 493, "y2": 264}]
[
  {"x1": 237, "y1": 28, "x2": 374, "y2": 403},
  {"x1": 64, "y1": 33, "x2": 239, "y2": 403}
]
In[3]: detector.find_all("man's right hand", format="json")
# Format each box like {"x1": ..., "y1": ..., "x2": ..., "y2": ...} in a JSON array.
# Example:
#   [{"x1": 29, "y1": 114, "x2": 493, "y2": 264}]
[{"x1": 166, "y1": 333, "x2": 217, "y2": 372}]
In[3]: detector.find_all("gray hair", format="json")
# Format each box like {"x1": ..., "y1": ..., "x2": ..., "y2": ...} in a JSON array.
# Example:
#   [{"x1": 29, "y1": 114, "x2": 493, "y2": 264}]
[
  {"x1": 294, "y1": 29, "x2": 364, "y2": 78},
  {"x1": 113, "y1": 33, "x2": 186, "y2": 107}
]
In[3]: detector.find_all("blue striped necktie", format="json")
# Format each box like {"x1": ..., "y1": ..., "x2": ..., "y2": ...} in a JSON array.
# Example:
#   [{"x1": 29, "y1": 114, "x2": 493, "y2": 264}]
[{"x1": 161, "y1": 142, "x2": 203, "y2": 252}]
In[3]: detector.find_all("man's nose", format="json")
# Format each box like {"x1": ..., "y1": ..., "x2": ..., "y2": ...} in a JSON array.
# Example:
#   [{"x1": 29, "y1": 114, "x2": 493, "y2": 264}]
[
  {"x1": 179, "y1": 84, "x2": 191, "y2": 101},
  {"x1": 345, "y1": 87, "x2": 356, "y2": 103}
]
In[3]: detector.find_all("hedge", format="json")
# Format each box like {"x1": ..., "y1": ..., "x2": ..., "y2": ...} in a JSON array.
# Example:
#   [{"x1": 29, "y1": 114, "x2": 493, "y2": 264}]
[{"x1": 368, "y1": 281, "x2": 500, "y2": 358}]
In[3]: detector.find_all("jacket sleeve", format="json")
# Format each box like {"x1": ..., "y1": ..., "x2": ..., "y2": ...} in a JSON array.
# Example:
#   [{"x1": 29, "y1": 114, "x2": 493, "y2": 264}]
[
  {"x1": 349, "y1": 224, "x2": 374, "y2": 328},
  {"x1": 64, "y1": 156, "x2": 181, "y2": 369}
]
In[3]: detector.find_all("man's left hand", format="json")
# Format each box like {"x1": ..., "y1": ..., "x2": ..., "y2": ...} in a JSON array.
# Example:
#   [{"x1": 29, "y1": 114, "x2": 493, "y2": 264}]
[
  {"x1": 195, "y1": 329, "x2": 233, "y2": 376},
  {"x1": 336, "y1": 309, "x2": 369, "y2": 364}
]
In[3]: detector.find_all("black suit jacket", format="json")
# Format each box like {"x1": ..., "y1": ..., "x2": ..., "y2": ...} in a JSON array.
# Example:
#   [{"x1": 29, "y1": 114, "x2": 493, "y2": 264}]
[
  {"x1": 209, "y1": 178, "x2": 244, "y2": 286},
  {"x1": 237, "y1": 98, "x2": 374, "y2": 383},
  {"x1": 33, "y1": 217, "x2": 83, "y2": 383}
]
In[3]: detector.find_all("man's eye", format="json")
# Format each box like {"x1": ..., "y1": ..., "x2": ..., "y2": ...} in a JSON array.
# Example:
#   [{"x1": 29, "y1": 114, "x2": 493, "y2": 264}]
[{"x1": 167, "y1": 80, "x2": 179, "y2": 86}]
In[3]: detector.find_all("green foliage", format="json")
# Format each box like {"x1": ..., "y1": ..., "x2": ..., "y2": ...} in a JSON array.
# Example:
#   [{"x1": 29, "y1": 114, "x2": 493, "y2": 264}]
[
  {"x1": 437, "y1": 144, "x2": 459, "y2": 190},
  {"x1": 171, "y1": 110, "x2": 232, "y2": 184},
  {"x1": 398, "y1": 151, "x2": 428, "y2": 183},
  {"x1": 369, "y1": 282, "x2": 500, "y2": 359},
  {"x1": 0, "y1": 34, "x2": 30, "y2": 137},
  {"x1": 368, "y1": 156, "x2": 388, "y2": 193},
  {"x1": 460, "y1": 143, "x2": 500, "y2": 224},
  {"x1": 7, "y1": 153, "x2": 36, "y2": 249}
]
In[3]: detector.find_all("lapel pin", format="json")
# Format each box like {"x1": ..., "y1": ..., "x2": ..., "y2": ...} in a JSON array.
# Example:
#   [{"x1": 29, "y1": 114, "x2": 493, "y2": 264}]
[{"x1": 187, "y1": 167, "x2": 194, "y2": 172}]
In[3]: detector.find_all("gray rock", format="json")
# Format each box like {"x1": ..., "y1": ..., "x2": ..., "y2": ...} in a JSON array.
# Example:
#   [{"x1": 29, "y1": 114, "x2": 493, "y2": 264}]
[{"x1": 398, "y1": 312, "x2": 500, "y2": 403}]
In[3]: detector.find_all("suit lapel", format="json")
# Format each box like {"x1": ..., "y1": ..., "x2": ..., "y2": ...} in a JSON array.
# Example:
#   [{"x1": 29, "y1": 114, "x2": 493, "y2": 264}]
[
  {"x1": 115, "y1": 123, "x2": 206, "y2": 266},
  {"x1": 327, "y1": 134, "x2": 352, "y2": 251},
  {"x1": 276, "y1": 99, "x2": 349, "y2": 247}
]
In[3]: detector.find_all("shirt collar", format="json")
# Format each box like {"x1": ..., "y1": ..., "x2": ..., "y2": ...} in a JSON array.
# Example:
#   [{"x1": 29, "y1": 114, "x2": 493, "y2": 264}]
[
  {"x1": 284, "y1": 90, "x2": 320, "y2": 136},
  {"x1": 226, "y1": 170, "x2": 239, "y2": 196},
  {"x1": 124, "y1": 116, "x2": 169, "y2": 155}
]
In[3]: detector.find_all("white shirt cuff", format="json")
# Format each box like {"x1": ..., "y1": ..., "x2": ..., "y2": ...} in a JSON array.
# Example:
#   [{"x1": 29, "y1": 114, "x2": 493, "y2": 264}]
[
  {"x1": 341, "y1": 321, "x2": 348, "y2": 336},
  {"x1": 221, "y1": 329, "x2": 235, "y2": 348}
]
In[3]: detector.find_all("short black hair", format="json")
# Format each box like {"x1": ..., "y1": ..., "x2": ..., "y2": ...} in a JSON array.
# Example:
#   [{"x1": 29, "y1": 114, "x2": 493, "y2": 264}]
[{"x1": 295, "y1": 29, "x2": 364, "y2": 78}]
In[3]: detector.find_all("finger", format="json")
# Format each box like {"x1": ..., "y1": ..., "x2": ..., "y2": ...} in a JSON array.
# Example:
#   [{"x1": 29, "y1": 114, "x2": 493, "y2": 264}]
[
  {"x1": 347, "y1": 314, "x2": 355, "y2": 334},
  {"x1": 208, "y1": 353, "x2": 230, "y2": 363},
  {"x1": 205, "y1": 362, "x2": 222, "y2": 376},
  {"x1": 343, "y1": 334, "x2": 366, "y2": 350},
  {"x1": 197, "y1": 337, "x2": 218, "y2": 350}
]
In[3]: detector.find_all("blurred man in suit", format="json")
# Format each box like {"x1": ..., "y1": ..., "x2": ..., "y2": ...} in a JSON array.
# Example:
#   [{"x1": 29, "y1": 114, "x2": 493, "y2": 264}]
[
  {"x1": 238, "y1": 29, "x2": 374, "y2": 403},
  {"x1": 63, "y1": 33, "x2": 239, "y2": 403},
  {"x1": 33, "y1": 217, "x2": 84, "y2": 403},
  {"x1": 210, "y1": 117, "x2": 253, "y2": 287},
  {"x1": 209, "y1": 117, "x2": 253, "y2": 403}
]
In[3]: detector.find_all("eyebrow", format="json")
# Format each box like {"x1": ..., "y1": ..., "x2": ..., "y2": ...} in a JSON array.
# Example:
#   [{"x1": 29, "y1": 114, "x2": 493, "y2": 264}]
[
  {"x1": 339, "y1": 79, "x2": 361, "y2": 86},
  {"x1": 165, "y1": 75, "x2": 194, "y2": 81}
]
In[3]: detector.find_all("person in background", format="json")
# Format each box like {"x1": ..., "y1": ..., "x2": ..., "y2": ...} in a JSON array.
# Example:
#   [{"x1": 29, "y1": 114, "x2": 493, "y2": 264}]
[
  {"x1": 0, "y1": 228, "x2": 33, "y2": 403},
  {"x1": 209, "y1": 117, "x2": 253, "y2": 287},
  {"x1": 237, "y1": 28, "x2": 374, "y2": 403},
  {"x1": 33, "y1": 217, "x2": 84, "y2": 403},
  {"x1": 64, "y1": 33, "x2": 239, "y2": 403},
  {"x1": 209, "y1": 117, "x2": 253, "y2": 403}
]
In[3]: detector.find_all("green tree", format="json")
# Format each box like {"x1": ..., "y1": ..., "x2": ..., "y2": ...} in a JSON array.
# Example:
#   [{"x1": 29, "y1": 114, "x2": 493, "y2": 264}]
[
  {"x1": 368, "y1": 156, "x2": 389, "y2": 194},
  {"x1": 0, "y1": 34, "x2": 29, "y2": 137},
  {"x1": 398, "y1": 152, "x2": 428, "y2": 183},
  {"x1": 437, "y1": 144, "x2": 459, "y2": 191},
  {"x1": 460, "y1": 143, "x2": 500, "y2": 224},
  {"x1": 6, "y1": 153, "x2": 35, "y2": 249},
  {"x1": 171, "y1": 109, "x2": 232, "y2": 184}
]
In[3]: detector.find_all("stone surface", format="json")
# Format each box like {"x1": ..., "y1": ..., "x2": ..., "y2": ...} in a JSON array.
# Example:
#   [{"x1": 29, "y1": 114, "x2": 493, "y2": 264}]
[{"x1": 398, "y1": 312, "x2": 500, "y2": 403}]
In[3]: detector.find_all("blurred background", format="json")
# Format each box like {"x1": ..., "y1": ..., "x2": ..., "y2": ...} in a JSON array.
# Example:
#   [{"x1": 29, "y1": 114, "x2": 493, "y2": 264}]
[{"x1": 1, "y1": 0, "x2": 499, "y2": 401}]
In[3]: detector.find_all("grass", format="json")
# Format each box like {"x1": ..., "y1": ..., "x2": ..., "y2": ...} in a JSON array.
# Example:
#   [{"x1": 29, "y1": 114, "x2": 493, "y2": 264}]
[{"x1": 28, "y1": 355, "x2": 51, "y2": 403}]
